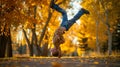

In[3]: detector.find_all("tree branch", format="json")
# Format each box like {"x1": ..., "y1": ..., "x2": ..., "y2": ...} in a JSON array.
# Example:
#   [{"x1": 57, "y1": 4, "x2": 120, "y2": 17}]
[
  {"x1": 38, "y1": 0, "x2": 65, "y2": 46},
  {"x1": 22, "y1": 28, "x2": 30, "y2": 45}
]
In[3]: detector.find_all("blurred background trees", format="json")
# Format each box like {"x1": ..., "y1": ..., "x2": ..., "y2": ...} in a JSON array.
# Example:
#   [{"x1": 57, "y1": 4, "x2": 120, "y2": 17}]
[{"x1": 81, "y1": 0, "x2": 120, "y2": 55}]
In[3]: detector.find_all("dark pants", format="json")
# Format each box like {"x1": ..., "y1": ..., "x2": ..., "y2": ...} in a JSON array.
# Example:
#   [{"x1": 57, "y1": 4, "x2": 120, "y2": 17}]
[{"x1": 52, "y1": 3, "x2": 85, "y2": 31}]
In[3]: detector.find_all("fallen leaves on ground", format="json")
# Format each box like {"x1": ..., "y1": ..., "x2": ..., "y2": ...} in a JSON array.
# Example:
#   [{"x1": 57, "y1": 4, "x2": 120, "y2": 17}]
[
  {"x1": 93, "y1": 61, "x2": 99, "y2": 64},
  {"x1": 51, "y1": 62, "x2": 62, "y2": 67},
  {"x1": 0, "y1": 56, "x2": 120, "y2": 67}
]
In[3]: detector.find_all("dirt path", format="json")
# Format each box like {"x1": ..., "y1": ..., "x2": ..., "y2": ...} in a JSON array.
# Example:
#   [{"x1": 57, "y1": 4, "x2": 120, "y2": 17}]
[{"x1": 0, "y1": 57, "x2": 120, "y2": 67}]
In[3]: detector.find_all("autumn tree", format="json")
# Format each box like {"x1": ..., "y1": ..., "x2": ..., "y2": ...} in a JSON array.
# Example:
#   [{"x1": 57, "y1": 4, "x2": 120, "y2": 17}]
[
  {"x1": 81, "y1": 0, "x2": 120, "y2": 55},
  {"x1": 21, "y1": 0, "x2": 70, "y2": 56},
  {"x1": 0, "y1": 0, "x2": 19, "y2": 58}
]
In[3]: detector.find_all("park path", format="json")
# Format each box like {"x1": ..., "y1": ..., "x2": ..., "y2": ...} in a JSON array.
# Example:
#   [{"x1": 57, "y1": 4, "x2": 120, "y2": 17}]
[{"x1": 0, "y1": 57, "x2": 120, "y2": 67}]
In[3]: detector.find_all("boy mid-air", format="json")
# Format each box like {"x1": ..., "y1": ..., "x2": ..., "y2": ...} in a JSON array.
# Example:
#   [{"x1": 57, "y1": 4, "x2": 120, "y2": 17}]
[{"x1": 50, "y1": 0, "x2": 90, "y2": 58}]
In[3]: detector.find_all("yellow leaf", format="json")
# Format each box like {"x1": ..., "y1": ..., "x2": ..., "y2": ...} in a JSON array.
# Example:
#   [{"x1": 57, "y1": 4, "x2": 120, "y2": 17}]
[
  {"x1": 51, "y1": 62, "x2": 62, "y2": 67},
  {"x1": 80, "y1": 60, "x2": 84, "y2": 63},
  {"x1": 40, "y1": 62, "x2": 45, "y2": 64},
  {"x1": 93, "y1": 61, "x2": 99, "y2": 64}
]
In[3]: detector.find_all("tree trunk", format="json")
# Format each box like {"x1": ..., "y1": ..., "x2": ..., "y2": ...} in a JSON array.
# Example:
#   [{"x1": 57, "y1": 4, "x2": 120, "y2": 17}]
[
  {"x1": 39, "y1": 11, "x2": 52, "y2": 46},
  {"x1": 105, "y1": 10, "x2": 112, "y2": 55},
  {"x1": 29, "y1": 44, "x2": 33, "y2": 56},
  {"x1": 6, "y1": 28, "x2": 12, "y2": 57},
  {"x1": 0, "y1": 35, "x2": 7, "y2": 58},
  {"x1": 22, "y1": 29, "x2": 33, "y2": 56},
  {"x1": 96, "y1": 21, "x2": 100, "y2": 54},
  {"x1": 107, "y1": 28, "x2": 112, "y2": 55},
  {"x1": 0, "y1": 25, "x2": 6, "y2": 57},
  {"x1": 92, "y1": 3, "x2": 101, "y2": 54},
  {"x1": 41, "y1": 42, "x2": 49, "y2": 56},
  {"x1": 35, "y1": 45, "x2": 41, "y2": 56},
  {"x1": 6, "y1": 42, "x2": 13, "y2": 57},
  {"x1": 0, "y1": 26, "x2": 12, "y2": 57},
  {"x1": 32, "y1": 5, "x2": 41, "y2": 56},
  {"x1": 99, "y1": 0, "x2": 112, "y2": 56},
  {"x1": 31, "y1": 26, "x2": 41, "y2": 56}
]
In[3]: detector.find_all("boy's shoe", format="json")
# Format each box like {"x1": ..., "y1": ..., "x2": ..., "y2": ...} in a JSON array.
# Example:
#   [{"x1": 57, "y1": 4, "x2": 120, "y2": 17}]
[
  {"x1": 81, "y1": 8, "x2": 90, "y2": 14},
  {"x1": 50, "y1": 0, "x2": 55, "y2": 8}
]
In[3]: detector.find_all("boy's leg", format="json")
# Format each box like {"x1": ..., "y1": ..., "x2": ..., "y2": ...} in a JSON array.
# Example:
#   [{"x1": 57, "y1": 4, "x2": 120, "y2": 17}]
[
  {"x1": 69, "y1": 8, "x2": 89, "y2": 23},
  {"x1": 51, "y1": 0, "x2": 68, "y2": 23},
  {"x1": 66, "y1": 8, "x2": 89, "y2": 30}
]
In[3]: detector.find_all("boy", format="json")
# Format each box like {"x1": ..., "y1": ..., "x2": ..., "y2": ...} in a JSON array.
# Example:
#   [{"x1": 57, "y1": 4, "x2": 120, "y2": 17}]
[{"x1": 50, "y1": 0, "x2": 89, "y2": 58}]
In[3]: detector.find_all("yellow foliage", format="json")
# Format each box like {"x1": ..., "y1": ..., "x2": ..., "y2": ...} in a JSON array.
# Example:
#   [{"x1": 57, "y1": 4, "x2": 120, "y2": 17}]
[
  {"x1": 51, "y1": 62, "x2": 62, "y2": 67},
  {"x1": 24, "y1": 20, "x2": 34, "y2": 29},
  {"x1": 80, "y1": 0, "x2": 120, "y2": 51},
  {"x1": 93, "y1": 61, "x2": 99, "y2": 64},
  {"x1": 77, "y1": 48, "x2": 85, "y2": 56}
]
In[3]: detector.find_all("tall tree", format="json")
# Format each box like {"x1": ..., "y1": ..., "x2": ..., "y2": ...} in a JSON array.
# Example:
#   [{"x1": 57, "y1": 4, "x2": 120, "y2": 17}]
[
  {"x1": 99, "y1": 0, "x2": 120, "y2": 55},
  {"x1": 22, "y1": 0, "x2": 70, "y2": 56},
  {"x1": 81, "y1": 0, "x2": 120, "y2": 55},
  {"x1": 0, "y1": 0, "x2": 17, "y2": 57}
]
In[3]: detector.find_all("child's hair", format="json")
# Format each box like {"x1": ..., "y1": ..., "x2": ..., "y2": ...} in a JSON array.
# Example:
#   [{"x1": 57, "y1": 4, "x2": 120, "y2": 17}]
[
  {"x1": 52, "y1": 51, "x2": 59, "y2": 57},
  {"x1": 50, "y1": 47, "x2": 59, "y2": 57}
]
